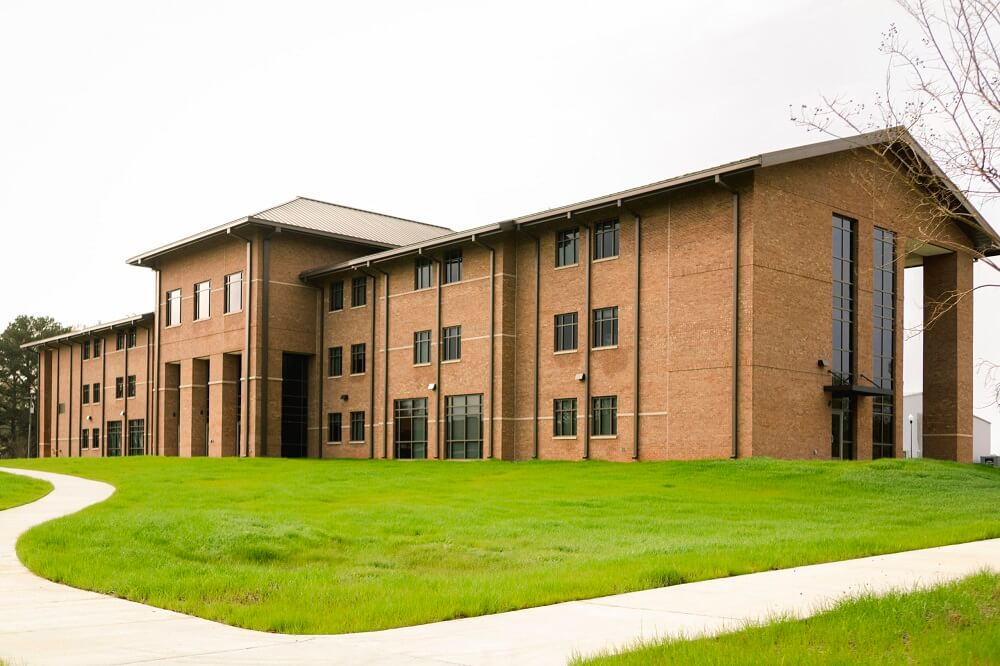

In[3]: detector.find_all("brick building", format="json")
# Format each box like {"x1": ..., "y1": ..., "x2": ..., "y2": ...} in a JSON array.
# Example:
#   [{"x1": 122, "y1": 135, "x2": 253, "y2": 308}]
[{"x1": 26, "y1": 130, "x2": 999, "y2": 462}]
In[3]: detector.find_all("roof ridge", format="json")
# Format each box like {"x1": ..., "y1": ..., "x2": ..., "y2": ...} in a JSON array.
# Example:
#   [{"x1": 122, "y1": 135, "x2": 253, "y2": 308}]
[{"x1": 290, "y1": 196, "x2": 453, "y2": 231}]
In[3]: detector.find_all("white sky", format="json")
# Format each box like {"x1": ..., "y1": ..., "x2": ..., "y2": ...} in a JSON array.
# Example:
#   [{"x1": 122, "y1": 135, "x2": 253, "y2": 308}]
[{"x1": 1, "y1": 0, "x2": 997, "y2": 452}]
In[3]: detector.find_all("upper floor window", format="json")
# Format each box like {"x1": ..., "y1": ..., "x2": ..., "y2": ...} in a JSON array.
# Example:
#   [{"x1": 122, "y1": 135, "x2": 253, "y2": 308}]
[
  {"x1": 444, "y1": 249, "x2": 462, "y2": 284},
  {"x1": 442, "y1": 325, "x2": 461, "y2": 361},
  {"x1": 415, "y1": 257, "x2": 433, "y2": 290},
  {"x1": 351, "y1": 276, "x2": 367, "y2": 307},
  {"x1": 127, "y1": 375, "x2": 137, "y2": 398},
  {"x1": 832, "y1": 214, "x2": 855, "y2": 385},
  {"x1": 554, "y1": 312, "x2": 578, "y2": 352},
  {"x1": 592, "y1": 306, "x2": 619, "y2": 348},
  {"x1": 92, "y1": 382, "x2": 101, "y2": 403},
  {"x1": 329, "y1": 280, "x2": 344, "y2": 311},
  {"x1": 414, "y1": 330, "x2": 431, "y2": 365},
  {"x1": 93, "y1": 339, "x2": 101, "y2": 358},
  {"x1": 593, "y1": 219, "x2": 620, "y2": 260},
  {"x1": 116, "y1": 331, "x2": 125, "y2": 351},
  {"x1": 328, "y1": 346, "x2": 343, "y2": 377},
  {"x1": 126, "y1": 328, "x2": 137, "y2": 348},
  {"x1": 115, "y1": 376, "x2": 124, "y2": 399},
  {"x1": 556, "y1": 228, "x2": 579, "y2": 267},
  {"x1": 82, "y1": 340, "x2": 91, "y2": 360},
  {"x1": 194, "y1": 281, "x2": 210, "y2": 320},
  {"x1": 82, "y1": 384, "x2": 90, "y2": 404},
  {"x1": 166, "y1": 289, "x2": 182, "y2": 327},
  {"x1": 224, "y1": 272, "x2": 243, "y2": 314},
  {"x1": 351, "y1": 343, "x2": 366, "y2": 374}
]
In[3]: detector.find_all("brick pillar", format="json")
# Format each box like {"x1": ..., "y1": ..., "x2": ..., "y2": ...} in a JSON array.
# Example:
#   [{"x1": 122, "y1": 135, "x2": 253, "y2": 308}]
[
  {"x1": 160, "y1": 363, "x2": 180, "y2": 456},
  {"x1": 922, "y1": 252, "x2": 974, "y2": 462},
  {"x1": 179, "y1": 358, "x2": 209, "y2": 457},
  {"x1": 208, "y1": 354, "x2": 239, "y2": 457}
]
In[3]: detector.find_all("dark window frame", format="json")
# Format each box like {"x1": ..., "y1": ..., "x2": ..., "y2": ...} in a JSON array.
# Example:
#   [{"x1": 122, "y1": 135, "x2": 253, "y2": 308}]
[
  {"x1": 832, "y1": 213, "x2": 856, "y2": 385},
  {"x1": 82, "y1": 340, "x2": 90, "y2": 360},
  {"x1": 554, "y1": 312, "x2": 578, "y2": 352},
  {"x1": 593, "y1": 219, "x2": 620, "y2": 260},
  {"x1": 414, "y1": 330, "x2": 432, "y2": 365},
  {"x1": 556, "y1": 227, "x2": 580, "y2": 267},
  {"x1": 328, "y1": 346, "x2": 343, "y2": 377},
  {"x1": 81, "y1": 428, "x2": 89, "y2": 450},
  {"x1": 592, "y1": 306, "x2": 619, "y2": 348},
  {"x1": 872, "y1": 227, "x2": 896, "y2": 459},
  {"x1": 327, "y1": 412, "x2": 342, "y2": 443},
  {"x1": 115, "y1": 377, "x2": 124, "y2": 400},
  {"x1": 442, "y1": 325, "x2": 461, "y2": 361},
  {"x1": 553, "y1": 398, "x2": 577, "y2": 437},
  {"x1": 445, "y1": 393, "x2": 483, "y2": 459},
  {"x1": 591, "y1": 395, "x2": 618, "y2": 436},
  {"x1": 444, "y1": 249, "x2": 463, "y2": 284},
  {"x1": 349, "y1": 411, "x2": 365, "y2": 442},
  {"x1": 126, "y1": 375, "x2": 136, "y2": 398},
  {"x1": 394, "y1": 398, "x2": 429, "y2": 459},
  {"x1": 351, "y1": 276, "x2": 367, "y2": 307},
  {"x1": 414, "y1": 257, "x2": 433, "y2": 290},
  {"x1": 350, "y1": 343, "x2": 366, "y2": 375},
  {"x1": 329, "y1": 280, "x2": 344, "y2": 311},
  {"x1": 82, "y1": 384, "x2": 90, "y2": 404},
  {"x1": 92, "y1": 382, "x2": 101, "y2": 404}
]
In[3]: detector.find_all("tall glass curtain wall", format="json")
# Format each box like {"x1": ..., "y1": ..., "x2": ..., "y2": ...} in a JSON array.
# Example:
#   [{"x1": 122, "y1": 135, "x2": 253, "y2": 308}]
[{"x1": 872, "y1": 228, "x2": 896, "y2": 459}]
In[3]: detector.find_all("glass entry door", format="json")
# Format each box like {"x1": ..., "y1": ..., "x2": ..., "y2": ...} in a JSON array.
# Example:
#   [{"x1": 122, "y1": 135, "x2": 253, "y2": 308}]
[
  {"x1": 394, "y1": 398, "x2": 428, "y2": 459},
  {"x1": 831, "y1": 409, "x2": 845, "y2": 460},
  {"x1": 831, "y1": 397, "x2": 853, "y2": 460}
]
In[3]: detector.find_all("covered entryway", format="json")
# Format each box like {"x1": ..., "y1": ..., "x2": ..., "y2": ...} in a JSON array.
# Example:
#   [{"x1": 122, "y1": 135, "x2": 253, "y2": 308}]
[{"x1": 280, "y1": 353, "x2": 309, "y2": 458}]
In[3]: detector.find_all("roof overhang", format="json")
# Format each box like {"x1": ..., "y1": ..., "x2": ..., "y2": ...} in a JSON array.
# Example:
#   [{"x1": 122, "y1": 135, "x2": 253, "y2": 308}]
[
  {"x1": 21, "y1": 313, "x2": 154, "y2": 350},
  {"x1": 824, "y1": 383, "x2": 893, "y2": 397}
]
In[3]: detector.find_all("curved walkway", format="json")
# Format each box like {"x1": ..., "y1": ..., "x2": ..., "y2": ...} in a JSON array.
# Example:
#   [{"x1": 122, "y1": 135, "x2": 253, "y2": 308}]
[{"x1": 2, "y1": 467, "x2": 1000, "y2": 666}]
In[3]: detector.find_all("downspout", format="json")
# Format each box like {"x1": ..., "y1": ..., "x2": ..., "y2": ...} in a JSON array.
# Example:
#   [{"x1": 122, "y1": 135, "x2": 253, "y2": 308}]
[
  {"x1": 54, "y1": 345, "x2": 60, "y2": 456},
  {"x1": 261, "y1": 234, "x2": 271, "y2": 457},
  {"x1": 515, "y1": 226, "x2": 541, "y2": 459},
  {"x1": 153, "y1": 270, "x2": 161, "y2": 455},
  {"x1": 356, "y1": 266, "x2": 378, "y2": 459},
  {"x1": 123, "y1": 328, "x2": 129, "y2": 456},
  {"x1": 372, "y1": 264, "x2": 391, "y2": 459},
  {"x1": 227, "y1": 228, "x2": 253, "y2": 457},
  {"x1": 429, "y1": 251, "x2": 443, "y2": 459},
  {"x1": 76, "y1": 340, "x2": 82, "y2": 456},
  {"x1": 628, "y1": 207, "x2": 642, "y2": 460},
  {"x1": 715, "y1": 175, "x2": 740, "y2": 459},
  {"x1": 583, "y1": 221, "x2": 592, "y2": 460},
  {"x1": 100, "y1": 335, "x2": 106, "y2": 456},
  {"x1": 143, "y1": 326, "x2": 151, "y2": 454},
  {"x1": 471, "y1": 235, "x2": 496, "y2": 459}
]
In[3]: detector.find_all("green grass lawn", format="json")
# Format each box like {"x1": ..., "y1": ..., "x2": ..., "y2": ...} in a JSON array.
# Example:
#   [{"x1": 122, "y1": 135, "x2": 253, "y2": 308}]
[
  {"x1": 578, "y1": 572, "x2": 1000, "y2": 665},
  {"x1": 0, "y1": 469, "x2": 51, "y2": 510},
  {"x1": 3, "y1": 456, "x2": 1000, "y2": 634}
]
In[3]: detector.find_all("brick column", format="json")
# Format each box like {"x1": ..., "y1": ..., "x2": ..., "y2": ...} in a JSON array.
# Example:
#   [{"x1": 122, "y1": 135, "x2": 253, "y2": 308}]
[
  {"x1": 179, "y1": 358, "x2": 209, "y2": 456},
  {"x1": 922, "y1": 251, "x2": 974, "y2": 462},
  {"x1": 208, "y1": 354, "x2": 239, "y2": 457},
  {"x1": 160, "y1": 363, "x2": 180, "y2": 456}
]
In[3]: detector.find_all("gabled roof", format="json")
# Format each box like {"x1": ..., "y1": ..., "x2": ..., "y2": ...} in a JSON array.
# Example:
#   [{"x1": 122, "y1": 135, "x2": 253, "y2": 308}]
[
  {"x1": 21, "y1": 312, "x2": 154, "y2": 349},
  {"x1": 128, "y1": 197, "x2": 452, "y2": 266},
  {"x1": 301, "y1": 128, "x2": 999, "y2": 280}
]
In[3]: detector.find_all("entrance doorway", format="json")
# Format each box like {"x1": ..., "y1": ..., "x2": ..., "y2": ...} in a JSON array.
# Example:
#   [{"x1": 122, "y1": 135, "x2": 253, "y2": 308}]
[
  {"x1": 831, "y1": 397, "x2": 853, "y2": 460},
  {"x1": 394, "y1": 398, "x2": 428, "y2": 459},
  {"x1": 281, "y1": 353, "x2": 309, "y2": 458}
]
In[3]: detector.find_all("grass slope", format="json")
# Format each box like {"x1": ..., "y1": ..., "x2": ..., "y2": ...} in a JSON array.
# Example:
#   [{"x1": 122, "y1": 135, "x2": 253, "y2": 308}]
[
  {"x1": 579, "y1": 572, "x2": 1000, "y2": 665},
  {"x1": 0, "y1": 470, "x2": 51, "y2": 510},
  {"x1": 5, "y1": 457, "x2": 1000, "y2": 634}
]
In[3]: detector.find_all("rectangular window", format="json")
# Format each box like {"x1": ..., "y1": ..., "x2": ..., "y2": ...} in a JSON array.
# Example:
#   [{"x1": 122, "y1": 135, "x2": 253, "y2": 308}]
[
  {"x1": 553, "y1": 398, "x2": 577, "y2": 437},
  {"x1": 414, "y1": 257, "x2": 432, "y2": 290},
  {"x1": 414, "y1": 330, "x2": 431, "y2": 365},
  {"x1": 128, "y1": 419, "x2": 145, "y2": 456},
  {"x1": 350, "y1": 343, "x2": 366, "y2": 374},
  {"x1": 82, "y1": 340, "x2": 90, "y2": 360},
  {"x1": 127, "y1": 375, "x2": 136, "y2": 398},
  {"x1": 116, "y1": 331, "x2": 125, "y2": 351},
  {"x1": 194, "y1": 280, "x2": 210, "y2": 320},
  {"x1": 81, "y1": 428, "x2": 89, "y2": 450},
  {"x1": 444, "y1": 249, "x2": 462, "y2": 284},
  {"x1": 350, "y1": 411, "x2": 365, "y2": 442},
  {"x1": 166, "y1": 288, "x2": 182, "y2": 326},
  {"x1": 351, "y1": 276, "x2": 367, "y2": 307},
  {"x1": 592, "y1": 395, "x2": 618, "y2": 436},
  {"x1": 82, "y1": 384, "x2": 90, "y2": 404},
  {"x1": 592, "y1": 306, "x2": 619, "y2": 348},
  {"x1": 93, "y1": 339, "x2": 101, "y2": 358},
  {"x1": 872, "y1": 227, "x2": 896, "y2": 460},
  {"x1": 554, "y1": 312, "x2": 578, "y2": 352},
  {"x1": 832, "y1": 214, "x2": 855, "y2": 385},
  {"x1": 92, "y1": 382, "x2": 101, "y2": 403},
  {"x1": 127, "y1": 328, "x2": 137, "y2": 348},
  {"x1": 327, "y1": 413, "x2": 342, "y2": 443},
  {"x1": 224, "y1": 272, "x2": 243, "y2": 313},
  {"x1": 556, "y1": 228, "x2": 579, "y2": 267},
  {"x1": 92, "y1": 428, "x2": 100, "y2": 451},
  {"x1": 115, "y1": 377, "x2": 124, "y2": 400},
  {"x1": 442, "y1": 325, "x2": 461, "y2": 361},
  {"x1": 593, "y1": 219, "x2": 620, "y2": 260},
  {"x1": 445, "y1": 394, "x2": 483, "y2": 459},
  {"x1": 328, "y1": 346, "x2": 343, "y2": 377},
  {"x1": 394, "y1": 398, "x2": 429, "y2": 459},
  {"x1": 329, "y1": 280, "x2": 344, "y2": 311},
  {"x1": 107, "y1": 421, "x2": 122, "y2": 457}
]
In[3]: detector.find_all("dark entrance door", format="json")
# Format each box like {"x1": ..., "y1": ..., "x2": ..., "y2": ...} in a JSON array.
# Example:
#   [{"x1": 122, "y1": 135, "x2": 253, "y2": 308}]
[{"x1": 281, "y1": 353, "x2": 309, "y2": 458}]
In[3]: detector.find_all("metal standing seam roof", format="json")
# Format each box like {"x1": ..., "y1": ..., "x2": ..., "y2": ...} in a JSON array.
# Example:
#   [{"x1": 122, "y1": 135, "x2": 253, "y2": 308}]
[
  {"x1": 21, "y1": 313, "x2": 154, "y2": 349},
  {"x1": 300, "y1": 128, "x2": 1000, "y2": 279},
  {"x1": 127, "y1": 197, "x2": 452, "y2": 265}
]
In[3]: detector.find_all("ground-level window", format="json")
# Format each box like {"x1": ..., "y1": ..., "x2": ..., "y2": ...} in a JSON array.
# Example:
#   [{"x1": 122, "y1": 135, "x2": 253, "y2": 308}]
[
  {"x1": 394, "y1": 398, "x2": 428, "y2": 459},
  {"x1": 328, "y1": 346, "x2": 343, "y2": 377},
  {"x1": 413, "y1": 330, "x2": 431, "y2": 364},
  {"x1": 92, "y1": 428, "x2": 100, "y2": 452},
  {"x1": 81, "y1": 428, "x2": 89, "y2": 450},
  {"x1": 107, "y1": 421, "x2": 122, "y2": 457},
  {"x1": 127, "y1": 419, "x2": 144, "y2": 456},
  {"x1": 350, "y1": 411, "x2": 365, "y2": 442},
  {"x1": 327, "y1": 412, "x2": 342, "y2": 443},
  {"x1": 554, "y1": 398, "x2": 577, "y2": 437},
  {"x1": 592, "y1": 306, "x2": 619, "y2": 348},
  {"x1": 591, "y1": 395, "x2": 617, "y2": 436},
  {"x1": 446, "y1": 393, "x2": 483, "y2": 459}
]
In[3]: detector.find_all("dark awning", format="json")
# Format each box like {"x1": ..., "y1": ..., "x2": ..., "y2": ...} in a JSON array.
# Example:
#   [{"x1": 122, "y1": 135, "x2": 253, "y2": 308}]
[{"x1": 824, "y1": 384, "x2": 892, "y2": 397}]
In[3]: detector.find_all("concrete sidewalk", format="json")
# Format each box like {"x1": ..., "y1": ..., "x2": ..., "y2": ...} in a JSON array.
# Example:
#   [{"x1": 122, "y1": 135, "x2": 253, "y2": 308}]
[{"x1": 2, "y1": 466, "x2": 999, "y2": 666}]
